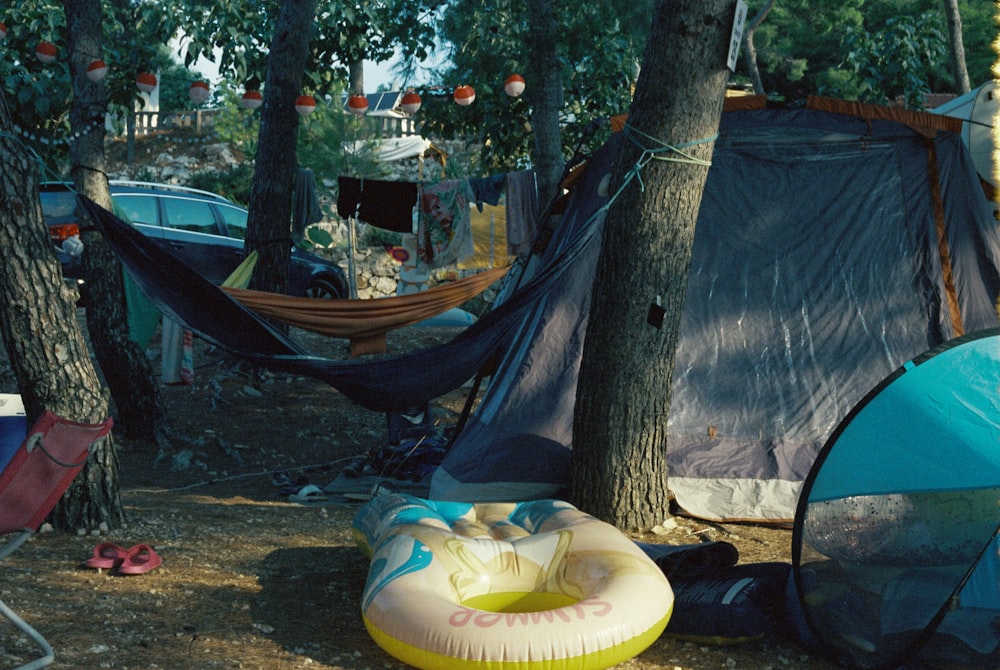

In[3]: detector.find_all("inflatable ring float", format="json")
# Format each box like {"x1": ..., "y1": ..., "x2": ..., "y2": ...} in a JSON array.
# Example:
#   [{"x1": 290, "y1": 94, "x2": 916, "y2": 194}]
[{"x1": 352, "y1": 493, "x2": 673, "y2": 670}]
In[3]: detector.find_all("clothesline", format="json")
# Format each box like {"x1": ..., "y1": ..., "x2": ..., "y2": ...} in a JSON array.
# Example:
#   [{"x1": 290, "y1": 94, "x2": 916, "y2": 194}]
[{"x1": 336, "y1": 170, "x2": 541, "y2": 266}]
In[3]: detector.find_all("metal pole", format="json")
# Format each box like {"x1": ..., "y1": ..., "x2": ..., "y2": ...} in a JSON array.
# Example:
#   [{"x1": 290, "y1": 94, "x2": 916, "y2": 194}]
[{"x1": 347, "y1": 216, "x2": 359, "y2": 299}]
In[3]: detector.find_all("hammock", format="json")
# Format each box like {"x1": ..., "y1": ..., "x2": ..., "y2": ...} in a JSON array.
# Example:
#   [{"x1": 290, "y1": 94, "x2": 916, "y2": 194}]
[
  {"x1": 79, "y1": 196, "x2": 600, "y2": 412},
  {"x1": 223, "y1": 266, "x2": 507, "y2": 356}
]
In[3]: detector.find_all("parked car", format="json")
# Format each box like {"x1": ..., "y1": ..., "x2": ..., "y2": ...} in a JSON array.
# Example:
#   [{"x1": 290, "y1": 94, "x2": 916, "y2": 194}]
[{"x1": 41, "y1": 181, "x2": 349, "y2": 300}]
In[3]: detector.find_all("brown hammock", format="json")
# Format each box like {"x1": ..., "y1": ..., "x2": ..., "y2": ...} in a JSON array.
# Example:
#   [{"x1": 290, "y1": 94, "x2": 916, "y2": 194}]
[{"x1": 222, "y1": 266, "x2": 508, "y2": 356}]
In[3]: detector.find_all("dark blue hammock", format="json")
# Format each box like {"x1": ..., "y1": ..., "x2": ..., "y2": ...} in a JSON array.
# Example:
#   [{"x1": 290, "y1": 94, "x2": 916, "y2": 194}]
[{"x1": 79, "y1": 191, "x2": 602, "y2": 413}]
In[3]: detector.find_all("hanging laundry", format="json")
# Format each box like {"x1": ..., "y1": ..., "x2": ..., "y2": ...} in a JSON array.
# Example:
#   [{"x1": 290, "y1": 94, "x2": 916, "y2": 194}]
[
  {"x1": 417, "y1": 180, "x2": 475, "y2": 268},
  {"x1": 469, "y1": 174, "x2": 506, "y2": 212},
  {"x1": 505, "y1": 169, "x2": 539, "y2": 256},
  {"x1": 357, "y1": 179, "x2": 418, "y2": 233},
  {"x1": 337, "y1": 176, "x2": 362, "y2": 219}
]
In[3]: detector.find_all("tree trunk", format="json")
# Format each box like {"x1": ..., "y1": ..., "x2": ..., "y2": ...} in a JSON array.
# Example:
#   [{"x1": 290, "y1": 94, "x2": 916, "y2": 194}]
[
  {"x1": 571, "y1": 0, "x2": 733, "y2": 530},
  {"x1": 743, "y1": 0, "x2": 774, "y2": 95},
  {"x1": 526, "y1": 0, "x2": 564, "y2": 209},
  {"x1": 349, "y1": 60, "x2": 365, "y2": 95},
  {"x1": 246, "y1": 0, "x2": 317, "y2": 297},
  {"x1": 0, "y1": 88, "x2": 125, "y2": 530},
  {"x1": 64, "y1": 0, "x2": 171, "y2": 446},
  {"x1": 942, "y1": 0, "x2": 970, "y2": 94}
]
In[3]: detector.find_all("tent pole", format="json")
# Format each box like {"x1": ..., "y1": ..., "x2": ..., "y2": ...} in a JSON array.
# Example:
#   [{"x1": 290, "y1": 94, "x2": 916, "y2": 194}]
[{"x1": 347, "y1": 216, "x2": 359, "y2": 299}]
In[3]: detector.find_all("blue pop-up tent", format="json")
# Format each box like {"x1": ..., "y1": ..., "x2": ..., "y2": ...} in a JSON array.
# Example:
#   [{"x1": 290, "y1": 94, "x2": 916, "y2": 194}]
[{"x1": 792, "y1": 328, "x2": 1000, "y2": 669}]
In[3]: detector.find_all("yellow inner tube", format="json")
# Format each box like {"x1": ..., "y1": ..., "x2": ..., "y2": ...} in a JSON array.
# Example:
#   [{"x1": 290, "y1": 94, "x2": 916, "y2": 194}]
[{"x1": 353, "y1": 494, "x2": 674, "y2": 670}]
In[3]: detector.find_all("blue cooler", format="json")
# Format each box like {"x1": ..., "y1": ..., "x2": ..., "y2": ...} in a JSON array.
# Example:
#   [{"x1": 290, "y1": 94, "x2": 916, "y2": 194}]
[{"x1": 0, "y1": 394, "x2": 27, "y2": 473}]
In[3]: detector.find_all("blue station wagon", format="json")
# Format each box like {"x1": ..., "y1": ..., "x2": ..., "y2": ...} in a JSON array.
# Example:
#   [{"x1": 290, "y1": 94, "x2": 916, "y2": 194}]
[{"x1": 42, "y1": 181, "x2": 349, "y2": 299}]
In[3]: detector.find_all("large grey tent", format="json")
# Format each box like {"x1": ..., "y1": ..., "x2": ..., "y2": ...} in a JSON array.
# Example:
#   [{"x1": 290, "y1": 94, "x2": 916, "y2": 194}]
[{"x1": 431, "y1": 96, "x2": 1000, "y2": 522}]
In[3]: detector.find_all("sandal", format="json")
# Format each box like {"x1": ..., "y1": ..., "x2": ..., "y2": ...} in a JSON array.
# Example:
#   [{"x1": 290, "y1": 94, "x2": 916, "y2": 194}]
[
  {"x1": 289, "y1": 484, "x2": 327, "y2": 503},
  {"x1": 118, "y1": 543, "x2": 162, "y2": 575},
  {"x1": 84, "y1": 542, "x2": 127, "y2": 569}
]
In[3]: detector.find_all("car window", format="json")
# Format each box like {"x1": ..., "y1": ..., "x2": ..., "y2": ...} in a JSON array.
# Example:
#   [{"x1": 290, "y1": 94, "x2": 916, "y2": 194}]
[
  {"x1": 217, "y1": 204, "x2": 248, "y2": 240},
  {"x1": 39, "y1": 191, "x2": 77, "y2": 217},
  {"x1": 161, "y1": 197, "x2": 218, "y2": 235},
  {"x1": 113, "y1": 194, "x2": 159, "y2": 226}
]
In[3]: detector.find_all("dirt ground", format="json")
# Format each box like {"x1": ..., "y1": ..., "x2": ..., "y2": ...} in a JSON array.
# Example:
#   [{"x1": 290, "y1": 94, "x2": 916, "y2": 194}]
[{"x1": 0, "y1": 317, "x2": 848, "y2": 670}]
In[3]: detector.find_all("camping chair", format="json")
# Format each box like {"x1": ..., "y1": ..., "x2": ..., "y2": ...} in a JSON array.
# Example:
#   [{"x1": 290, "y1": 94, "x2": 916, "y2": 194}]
[{"x1": 0, "y1": 411, "x2": 113, "y2": 670}]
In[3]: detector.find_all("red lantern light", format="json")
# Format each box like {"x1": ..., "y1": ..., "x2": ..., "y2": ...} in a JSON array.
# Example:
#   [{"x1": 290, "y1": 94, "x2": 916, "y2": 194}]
[
  {"x1": 86, "y1": 59, "x2": 108, "y2": 83},
  {"x1": 241, "y1": 90, "x2": 263, "y2": 110},
  {"x1": 295, "y1": 95, "x2": 316, "y2": 116},
  {"x1": 136, "y1": 72, "x2": 157, "y2": 93},
  {"x1": 347, "y1": 94, "x2": 369, "y2": 116},
  {"x1": 400, "y1": 91, "x2": 422, "y2": 115},
  {"x1": 504, "y1": 73, "x2": 525, "y2": 97},
  {"x1": 0, "y1": 22, "x2": 8, "y2": 41},
  {"x1": 189, "y1": 81, "x2": 210, "y2": 104},
  {"x1": 35, "y1": 42, "x2": 57, "y2": 64},
  {"x1": 453, "y1": 85, "x2": 476, "y2": 106}
]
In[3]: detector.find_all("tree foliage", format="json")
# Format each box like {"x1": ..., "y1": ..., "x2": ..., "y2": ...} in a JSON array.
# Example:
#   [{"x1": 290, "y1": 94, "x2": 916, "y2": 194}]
[
  {"x1": 737, "y1": 0, "x2": 992, "y2": 100},
  {"x1": 420, "y1": 0, "x2": 654, "y2": 176},
  {"x1": 173, "y1": 0, "x2": 443, "y2": 97},
  {"x1": 1, "y1": 1, "x2": 183, "y2": 153},
  {"x1": 1, "y1": 1, "x2": 994, "y2": 175},
  {"x1": 841, "y1": 11, "x2": 948, "y2": 108}
]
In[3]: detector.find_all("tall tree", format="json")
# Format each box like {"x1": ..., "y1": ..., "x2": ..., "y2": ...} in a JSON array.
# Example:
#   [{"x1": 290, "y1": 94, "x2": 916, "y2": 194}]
[
  {"x1": 0, "y1": 86, "x2": 125, "y2": 530},
  {"x1": 63, "y1": 0, "x2": 171, "y2": 446},
  {"x1": 743, "y1": 0, "x2": 992, "y2": 100},
  {"x1": 245, "y1": 0, "x2": 316, "y2": 297},
  {"x1": 1, "y1": 0, "x2": 179, "y2": 448},
  {"x1": 174, "y1": 0, "x2": 441, "y2": 295},
  {"x1": 427, "y1": 0, "x2": 653, "y2": 176},
  {"x1": 525, "y1": 0, "x2": 563, "y2": 207},
  {"x1": 942, "y1": 0, "x2": 970, "y2": 93},
  {"x1": 739, "y1": 0, "x2": 866, "y2": 99},
  {"x1": 742, "y1": 0, "x2": 775, "y2": 95},
  {"x1": 571, "y1": 0, "x2": 734, "y2": 529}
]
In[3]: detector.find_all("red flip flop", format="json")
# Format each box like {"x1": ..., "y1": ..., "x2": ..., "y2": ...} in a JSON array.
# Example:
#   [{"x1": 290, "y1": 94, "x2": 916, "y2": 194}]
[
  {"x1": 84, "y1": 542, "x2": 127, "y2": 569},
  {"x1": 118, "y1": 544, "x2": 162, "y2": 575}
]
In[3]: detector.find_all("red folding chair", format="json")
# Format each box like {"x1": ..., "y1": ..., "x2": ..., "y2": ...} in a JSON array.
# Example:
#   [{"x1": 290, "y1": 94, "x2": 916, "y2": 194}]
[{"x1": 0, "y1": 411, "x2": 113, "y2": 670}]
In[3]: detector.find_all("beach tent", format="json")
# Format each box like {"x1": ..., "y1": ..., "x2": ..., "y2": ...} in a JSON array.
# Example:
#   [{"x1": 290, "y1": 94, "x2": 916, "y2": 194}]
[
  {"x1": 792, "y1": 328, "x2": 1000, "y2": 669},
  {"x1": 430, "y1": 96, "x2": 1000, "y2": 522},
  {"x1": 932, "y1": 81, "x2": 998, "y2": 186}
]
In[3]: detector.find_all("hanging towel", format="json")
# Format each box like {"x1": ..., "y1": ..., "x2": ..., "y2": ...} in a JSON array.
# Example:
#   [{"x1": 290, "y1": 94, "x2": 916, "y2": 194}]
[
  {"x1": 337, "y1": 176, "x2": 362, "y2": 219},
  {"x1": 469, "y1": 174, "x2": 506, "y2": 212},
  {"x1": 417, "y1": 180, "x2": 475, "y2": 268},
  {"x1": 358, "y1": 179, "x2": 418, "y2": 233},
  {"x1": 293, "y1": 168, "x2": 323, "y2": 238},
  {"x1": 505, "y1": 169, "x2": 539, "y2": 255}
]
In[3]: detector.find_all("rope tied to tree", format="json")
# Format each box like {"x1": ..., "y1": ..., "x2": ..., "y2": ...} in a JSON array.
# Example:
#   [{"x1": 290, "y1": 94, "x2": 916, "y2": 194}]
[{"x1": 618, "y1": 122, "x2": 717, "y2": 194}]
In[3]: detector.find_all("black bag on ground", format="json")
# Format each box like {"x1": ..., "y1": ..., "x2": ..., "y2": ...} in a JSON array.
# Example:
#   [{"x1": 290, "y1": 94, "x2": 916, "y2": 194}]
[{"x1": 664, "y1": 562, "x2": 792, "y2": 643}]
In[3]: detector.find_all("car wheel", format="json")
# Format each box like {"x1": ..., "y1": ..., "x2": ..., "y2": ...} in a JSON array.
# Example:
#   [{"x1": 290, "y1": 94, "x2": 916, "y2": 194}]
[{"x1": 304, "y1": 278, "x2": 344, "y2": 300}]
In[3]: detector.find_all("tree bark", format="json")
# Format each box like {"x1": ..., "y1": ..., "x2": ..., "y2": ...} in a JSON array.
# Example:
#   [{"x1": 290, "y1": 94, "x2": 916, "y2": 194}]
[
  {"x1": 349, "y1": 60, "x2": 365, "y2": 95},
  {"x1": 246, "y1": 0, "x2": 317, "y2": 297},
  {"x1": 743, "y1": 0, "x2": 774, "y2": 95},
  {"x1": 0, "y1": 88, "x2": 125, "y2": 530},
  {"x1": 942, "y1": 0, "x2": 970, "y2": 94},
  {"x1": 526, "y1": 0, "x2": 564, "y2": 209},
  {"x1": 571, "y1": 0, "x2": 733, "y2": 530},
  {"x1": 64, "y1": 0, "x2": 171, "y2": 446}
]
